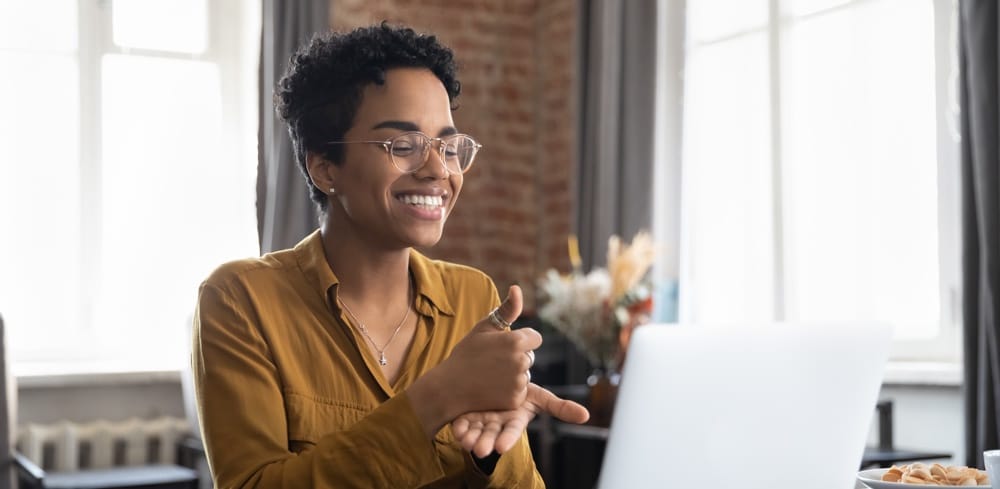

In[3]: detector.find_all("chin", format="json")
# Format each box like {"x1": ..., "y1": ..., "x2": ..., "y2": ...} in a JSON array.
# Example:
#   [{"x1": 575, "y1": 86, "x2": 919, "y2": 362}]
[
  {"x1": 412, "y1": 234, "x2": 444, "y2": 249},
  {"x1": 401, "y1": 225, "x2": 445, "y2": 249}
]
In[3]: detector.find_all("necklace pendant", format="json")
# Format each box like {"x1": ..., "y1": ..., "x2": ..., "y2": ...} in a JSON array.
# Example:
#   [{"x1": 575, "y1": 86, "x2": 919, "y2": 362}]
[{"x1": 379, "y1": 352, "x2": 387, "y2": 366}]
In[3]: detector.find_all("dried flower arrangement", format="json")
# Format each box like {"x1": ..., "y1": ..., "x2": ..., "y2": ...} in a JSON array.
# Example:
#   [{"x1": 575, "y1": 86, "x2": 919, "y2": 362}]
[{"x1": 537, "y1": 231, "x2": 657, "y2": 371}]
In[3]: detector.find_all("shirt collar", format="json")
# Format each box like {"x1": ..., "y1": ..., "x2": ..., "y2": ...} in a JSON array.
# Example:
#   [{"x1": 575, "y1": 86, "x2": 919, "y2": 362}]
[
  {"x1": 293, "y1": 230, "x2": 339, "y2": 300},
  {"x1": 292, "y1": 230, "x2": 455, "y2": 316},
  {"x1": 408, "y1": 249, "x2": 455, "y2": 317}
]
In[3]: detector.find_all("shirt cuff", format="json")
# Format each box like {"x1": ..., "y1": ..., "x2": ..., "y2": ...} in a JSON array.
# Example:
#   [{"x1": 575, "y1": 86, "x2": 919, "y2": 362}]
[{"x1": 471, "y1": 451, "x2": 501, "y2": 475}]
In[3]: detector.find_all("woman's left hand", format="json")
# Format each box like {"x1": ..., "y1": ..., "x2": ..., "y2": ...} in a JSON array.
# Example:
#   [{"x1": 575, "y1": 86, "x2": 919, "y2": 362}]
[{"x1": 451, "y1": 383, "x2": 590, "y2": 458}]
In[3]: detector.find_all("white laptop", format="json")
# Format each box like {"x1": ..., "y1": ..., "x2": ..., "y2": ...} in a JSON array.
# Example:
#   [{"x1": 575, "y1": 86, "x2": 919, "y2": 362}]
[{"x1": 596, "y1": 322, "x2": 892, "y2": 489}]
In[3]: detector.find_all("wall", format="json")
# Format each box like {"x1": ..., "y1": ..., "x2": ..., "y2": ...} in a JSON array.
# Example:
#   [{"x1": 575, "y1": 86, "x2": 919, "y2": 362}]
[{"x1": 330, "y1": 0, "x2": 578, "y2": 309}]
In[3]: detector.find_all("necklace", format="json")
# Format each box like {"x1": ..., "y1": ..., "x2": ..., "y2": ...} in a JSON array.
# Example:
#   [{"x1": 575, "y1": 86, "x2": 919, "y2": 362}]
[{"x1": 339, "y1": 284, "x2": 412, "y2": 366}]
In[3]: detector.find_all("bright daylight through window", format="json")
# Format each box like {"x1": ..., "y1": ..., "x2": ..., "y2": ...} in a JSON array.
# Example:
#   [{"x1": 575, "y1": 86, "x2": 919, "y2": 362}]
[
  {"x1": 677, "y1": 0, "x2": 960, "y2": 362},
  {"x1": 0, "y1": 0, "x2": 261, "y2": 374}
]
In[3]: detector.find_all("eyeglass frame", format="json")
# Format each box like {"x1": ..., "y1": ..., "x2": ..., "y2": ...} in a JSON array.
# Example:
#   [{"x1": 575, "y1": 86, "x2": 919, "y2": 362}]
[{"x1": 323, "y1": 131, "x2": 483, "y2": 175}]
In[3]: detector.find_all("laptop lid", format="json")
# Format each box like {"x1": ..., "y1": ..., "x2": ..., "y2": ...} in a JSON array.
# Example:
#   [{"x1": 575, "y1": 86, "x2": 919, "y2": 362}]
[{"x1": 596, "y1": 322, "x2": 891, "y2": 489}]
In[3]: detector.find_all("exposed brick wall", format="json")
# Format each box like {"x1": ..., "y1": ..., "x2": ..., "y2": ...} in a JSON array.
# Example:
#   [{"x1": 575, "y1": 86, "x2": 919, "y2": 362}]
[{"x1": 330, "y1": 0, "x2": 577, "y2": 310}]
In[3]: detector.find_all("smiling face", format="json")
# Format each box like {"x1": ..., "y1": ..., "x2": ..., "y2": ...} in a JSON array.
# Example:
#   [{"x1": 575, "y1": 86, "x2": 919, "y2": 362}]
[{"x1": 314, "y1": 68, "x2": 464, "y2": 250}]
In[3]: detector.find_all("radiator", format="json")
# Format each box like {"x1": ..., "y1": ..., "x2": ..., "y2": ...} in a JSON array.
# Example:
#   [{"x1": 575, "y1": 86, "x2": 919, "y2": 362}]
[{"x1": 17, "y1": 416, "x2": 191, "y2": 472}]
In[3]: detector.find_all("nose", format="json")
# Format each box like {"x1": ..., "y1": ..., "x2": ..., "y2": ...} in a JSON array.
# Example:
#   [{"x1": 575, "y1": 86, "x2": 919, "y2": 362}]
[{"x1": 413, "y1": 140, "x2": 450, "y2": 180}]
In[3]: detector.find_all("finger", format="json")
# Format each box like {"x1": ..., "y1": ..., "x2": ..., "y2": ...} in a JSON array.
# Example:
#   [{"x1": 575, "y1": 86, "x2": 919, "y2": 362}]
[
  {"x1": 511, "y1": 327, "x2": 543, "y2": 351},
  {"x1": 494, "y1": 419, "x2": 527, "y2": 454},
  {"x1": 497, "y1": 284, "x2": 522, "y2": 326},
  {"x1": 471, "y1": 285, "x2": 523, "y2": 333},
  {"x1": 473, "y1": 421, "x2": 503, "y2": 458},
  {"x1": 452, "y1": 417, "x2": 470, "y2": 439},
  {"x1": 461, "y1": 422, "x2": 485, "y2": 451},
  {"x1": 474, "y1": 311, "x2": 508, "y2": 333},
  {"x1": 530, "y1": 384, "x2": 591, "y2": 424}
]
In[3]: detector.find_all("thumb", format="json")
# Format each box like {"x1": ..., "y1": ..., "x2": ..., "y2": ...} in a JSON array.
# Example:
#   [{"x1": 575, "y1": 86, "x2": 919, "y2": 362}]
[
  {"x1": 498, "y1": 285, "x2": 523, "y2": 326},
  {"x1": 473, "y1": 284, "x2": 523, "y2": 333},
  {"x1": 530, "y1": 385, "x2": 591, "y2": 424}
]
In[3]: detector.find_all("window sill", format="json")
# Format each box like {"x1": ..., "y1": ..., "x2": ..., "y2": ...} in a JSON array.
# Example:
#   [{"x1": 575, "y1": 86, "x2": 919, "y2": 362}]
[
  {"x1": 882, "y1": 361, "x2": 962, "y2": 387},
  {"x1": 15, "y1": 362, "x2": 182, "y2": 389}
]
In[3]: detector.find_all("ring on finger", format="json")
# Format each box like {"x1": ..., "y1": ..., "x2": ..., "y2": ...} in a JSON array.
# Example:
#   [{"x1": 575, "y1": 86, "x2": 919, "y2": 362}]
[
  {"x1": 525, "y1": 350, "x2": 535, "y2": 367},
  {"x1": 489, "y1": 308, "x2": 512, "y2": 330},
  {"x1": 525, "y1": 369, "x2": 532, "y2": 382}
]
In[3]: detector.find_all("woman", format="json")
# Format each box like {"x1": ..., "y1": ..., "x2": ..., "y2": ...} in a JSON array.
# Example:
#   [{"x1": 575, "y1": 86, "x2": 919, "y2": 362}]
[{"x1": 192, "y1": 23, "x2": 589, "y2": 488}]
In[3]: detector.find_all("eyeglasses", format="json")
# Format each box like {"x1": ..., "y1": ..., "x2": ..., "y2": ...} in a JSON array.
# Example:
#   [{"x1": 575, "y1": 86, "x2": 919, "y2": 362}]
[{"x1": 325, "y1": 132, "x2": 482, "y2": 174}]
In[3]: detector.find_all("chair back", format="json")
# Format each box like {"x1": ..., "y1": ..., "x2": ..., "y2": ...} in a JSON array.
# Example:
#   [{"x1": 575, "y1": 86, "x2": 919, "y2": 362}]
[
  {"x1": 0, "y1": 314, "x2": 18, "y2": 489},
  {"x1": 180, "y1": 315, "x2": 200, "y2": 443}
]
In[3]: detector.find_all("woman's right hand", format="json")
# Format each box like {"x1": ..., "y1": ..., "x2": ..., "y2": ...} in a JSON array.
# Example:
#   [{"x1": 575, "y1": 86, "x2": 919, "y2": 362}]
[
  {"x1": 441, "y1": 285, "x2": 540, "y2": 412},
  {"x1": 408, "y1": 285, "x2": 541, "y2": 436}
]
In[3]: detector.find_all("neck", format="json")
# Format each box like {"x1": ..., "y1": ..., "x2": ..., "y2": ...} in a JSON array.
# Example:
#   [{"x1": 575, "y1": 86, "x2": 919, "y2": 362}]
[{"x1": 320, "y1": 216, "x2": 412, "y2": 308}]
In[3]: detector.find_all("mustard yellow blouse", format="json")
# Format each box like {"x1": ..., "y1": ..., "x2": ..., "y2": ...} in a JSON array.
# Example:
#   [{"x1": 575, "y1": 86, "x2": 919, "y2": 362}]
[{"x1": 192, "y1": 230, "x2": 544, "y2": 488}]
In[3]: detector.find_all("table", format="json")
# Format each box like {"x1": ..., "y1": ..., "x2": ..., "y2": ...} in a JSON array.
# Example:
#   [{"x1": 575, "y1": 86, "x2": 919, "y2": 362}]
[{"x1": 861, "y1": 446, "x2": 953, "y2": 468}]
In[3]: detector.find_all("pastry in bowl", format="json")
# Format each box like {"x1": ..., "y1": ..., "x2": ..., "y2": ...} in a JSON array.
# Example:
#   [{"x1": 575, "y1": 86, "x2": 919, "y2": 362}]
[{"x1": 882, "y1": 463, "x2": 988, "y2": 486}]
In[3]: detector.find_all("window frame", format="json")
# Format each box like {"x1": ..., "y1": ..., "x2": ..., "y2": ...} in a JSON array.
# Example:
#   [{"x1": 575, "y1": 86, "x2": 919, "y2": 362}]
[
  {"x1": 666, "y1": 0, "x2": 962, "y2": 363},
  {"x1": 8, "y1": 0, "x2": 260, "y2": 375}
]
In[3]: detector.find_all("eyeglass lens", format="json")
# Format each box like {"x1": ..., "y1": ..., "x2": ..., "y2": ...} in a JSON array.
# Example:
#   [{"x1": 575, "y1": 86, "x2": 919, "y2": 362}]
[{"x1": 388, "y1": 133, "x2": 478, "y2": 173}]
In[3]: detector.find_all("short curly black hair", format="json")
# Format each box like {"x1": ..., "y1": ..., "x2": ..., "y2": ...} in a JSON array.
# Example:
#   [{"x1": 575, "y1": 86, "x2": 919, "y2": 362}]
[{"x1": 274, "y1": 22, "x2": 462, "y2": 211}]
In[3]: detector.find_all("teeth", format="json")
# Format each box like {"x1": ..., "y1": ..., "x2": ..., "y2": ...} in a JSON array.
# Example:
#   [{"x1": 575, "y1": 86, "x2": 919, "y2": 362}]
[{"x1": 398, "y1": 194, "x2": 444, "y2": 207}]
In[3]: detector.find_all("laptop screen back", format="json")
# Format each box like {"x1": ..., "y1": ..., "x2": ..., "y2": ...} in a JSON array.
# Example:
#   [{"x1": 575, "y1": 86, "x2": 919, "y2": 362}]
[{"x1": 596, "y1": 322, "x2": 891, "y2": 489}]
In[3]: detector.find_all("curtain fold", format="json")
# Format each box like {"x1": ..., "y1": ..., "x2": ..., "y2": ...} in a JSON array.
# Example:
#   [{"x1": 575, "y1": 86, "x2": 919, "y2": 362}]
[
  {"x1": 576, "y1": 0, "x2": 657, "y2": 270},
  {"x1": 960, "y1": 0, "x2": 1000, "y2": 469},
  {"x1": 257, "y1": 0, "x2": 329, "y2": 254}
]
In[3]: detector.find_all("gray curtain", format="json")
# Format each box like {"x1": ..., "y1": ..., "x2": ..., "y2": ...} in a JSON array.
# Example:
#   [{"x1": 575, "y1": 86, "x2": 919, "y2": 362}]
[
  {"x1": 576, "y1": 0, "x2": 658, "y2": 271},
  {"x1": 257, "y1": 0, "x2": 329, "y2": 254},
  {"x1": 961, "y1": 0, "x2": 1000, "y2": 469}
]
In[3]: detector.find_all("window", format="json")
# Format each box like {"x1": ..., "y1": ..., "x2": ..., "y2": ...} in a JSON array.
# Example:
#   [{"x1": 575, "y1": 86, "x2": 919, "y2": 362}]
[
  {"x1": 676, "y1": 0, "x2": 960, "y2": 361},
  {"x1": 0, "y1": 0, "x2": 261, "y2": 374}
]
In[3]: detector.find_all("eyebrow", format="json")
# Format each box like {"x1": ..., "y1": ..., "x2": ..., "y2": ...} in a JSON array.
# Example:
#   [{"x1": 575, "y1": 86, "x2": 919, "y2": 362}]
[{"x1": 371, "y1": 120, "x2": 458, "y2": 137}]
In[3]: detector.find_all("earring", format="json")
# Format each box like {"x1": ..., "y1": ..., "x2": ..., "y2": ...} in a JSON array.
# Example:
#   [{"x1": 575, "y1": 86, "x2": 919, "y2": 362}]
[{"x1": 328, "y1": 187, "x2": 336, "y2": 194}]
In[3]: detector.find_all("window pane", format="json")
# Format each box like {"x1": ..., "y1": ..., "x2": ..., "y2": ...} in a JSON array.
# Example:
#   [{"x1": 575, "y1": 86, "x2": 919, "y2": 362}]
[
  {"x1": 0, "y1": 0, "x2": 77, "y2": 52},
  {"x1": 680, "y1": 34, "x2": 774, "y2": 323},
  {"x1": 782, "y1": 0, "x2": 939, "y2": 339},
  {"x1": 98, "y1": 54, "x2": 257, "y2": 366},
  {"x1": 112, "y1": 0, "x2": 208, "y2": 53},
  {"x1": 687, "y1": 0, "x2": 767, "y2": 44},
  {"x1": 783, "y1": 0, "x2": 853, "y2": 17},
  {"x1": 0, "y1": 53, "x2": 82, "y2": 359}
]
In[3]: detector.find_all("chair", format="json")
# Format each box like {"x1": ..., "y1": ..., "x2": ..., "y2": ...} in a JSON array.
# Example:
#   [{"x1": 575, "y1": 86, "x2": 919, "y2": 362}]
[
  {"x1": 0, "y1": 313, "x2": 48, "y2": 488},
  {"x1": 861, "y1": 399, "x2": 952, "y2": 468},
  {"x1": 179, "y1": 315, "x2": 210, "y2": 489},
  {"x1": 1, "y1": 313, "x2": 22, "y2": 489},
  {"x1": 0, "y1": 313, "x2": 199, "y2": 489}
]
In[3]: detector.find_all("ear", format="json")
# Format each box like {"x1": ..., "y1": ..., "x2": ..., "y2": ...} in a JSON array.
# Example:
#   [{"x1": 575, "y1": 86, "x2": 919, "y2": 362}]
[{"x1": 306, "y1": 151, "x2": 337, "y2": 195}]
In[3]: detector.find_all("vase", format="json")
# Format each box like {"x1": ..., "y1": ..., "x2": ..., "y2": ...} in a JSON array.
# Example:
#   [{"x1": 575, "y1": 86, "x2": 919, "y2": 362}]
[
  {"x1": 585, "y1": 367, "x2": 621, "y2": 428},
  {"x1": 615, "y1": 300, "x2": 653, "y2": 372}
]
